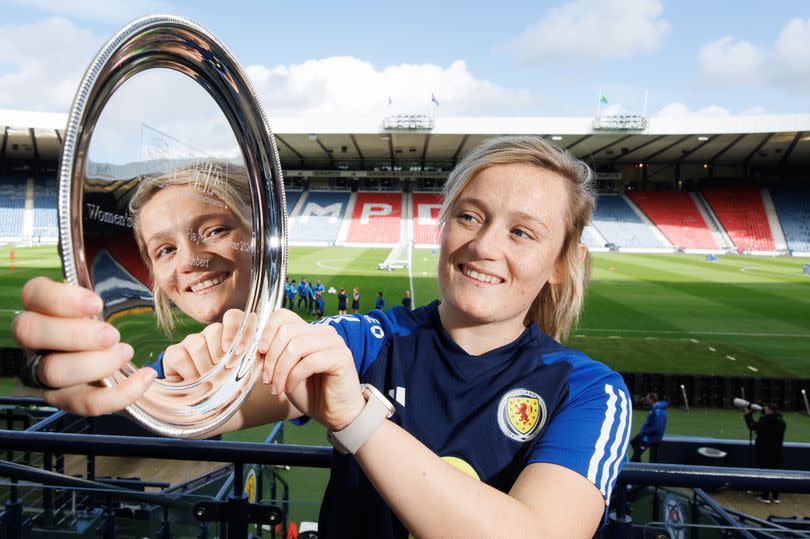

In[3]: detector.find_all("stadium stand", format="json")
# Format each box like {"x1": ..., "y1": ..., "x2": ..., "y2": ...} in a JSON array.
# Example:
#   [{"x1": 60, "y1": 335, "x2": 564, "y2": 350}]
[
  {"x1": 581, "y1": 225, "x2": 606, "y2": 250},
  {"x1": 771, "y1": 188, "x2": 810, "y2": 254},
  {"x1": 591, "y1": 194, "x2": 672, "y2": 250},
  {"x1": 701, "y1": 187, "x2": 775, "y2": 252},
  {"x1": 0, "y1": 175, "x2": 26, "y2": 240},
  {"x1": 627, "y1": 191, "x2": 719, "y2": 250},
  {"x1": 412, "y1": 192, "x2": 442, "y2": 246},
  {"x1": 345, "y1": 192, "x2": 402, "y2": 245},
  {"x1": 289, "y1": 191, "x2": 350, "y2": 244},
  {"x1": 284, "y1": 190, "x2": 304, "y2": 216},
  {"x1": 32, "y1": 177, "x2": 58, "y2": 240}
]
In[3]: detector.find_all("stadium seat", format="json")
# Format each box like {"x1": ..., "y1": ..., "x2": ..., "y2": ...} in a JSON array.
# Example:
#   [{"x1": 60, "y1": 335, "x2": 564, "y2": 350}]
[
  {"x1": 412, "y1": 192, "x2": 442, "y2": 246},
  {"x1": 289, "y1": 191, "x2": 350, "y2": 243},
  {"x1": 701, "y1": 187, "x2": 775, "y2": 251},
  {"x1": 628, "y1": 191, "x2": 719, "y2": 249},
  {"x1": 0, "y1": 176, "x2": 27, "y2": 239},
  {"x1": 345, "y1": 192, "x2": 403, "y2": 245},
  {"x1": 32, "y1": 177, "x2": 58, "y2": 240},
  {"x1": 770, "y1": 188, "x2": 810, "y2": 253},
  {"x1": 591, "y1": 195, "x2": 670, "y2": 249}
]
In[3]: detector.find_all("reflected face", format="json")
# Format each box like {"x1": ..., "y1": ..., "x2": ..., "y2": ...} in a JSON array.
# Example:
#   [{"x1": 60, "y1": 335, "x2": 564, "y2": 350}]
[
  {"x1": 138, "y1": 185, "x2": 252, "y2": 323},
  {"x1": 438, "y1": 163, "x2": 570, "y2": 331}
]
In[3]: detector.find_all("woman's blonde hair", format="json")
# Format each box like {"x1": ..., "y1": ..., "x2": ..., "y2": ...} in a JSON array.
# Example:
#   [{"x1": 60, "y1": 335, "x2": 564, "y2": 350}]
[
  {"x1": 438, "y1": 136, "x2": 596, "y2": 341},
  {"x1": 129, "y1": 160, "x2": 252, "y2": 335}
]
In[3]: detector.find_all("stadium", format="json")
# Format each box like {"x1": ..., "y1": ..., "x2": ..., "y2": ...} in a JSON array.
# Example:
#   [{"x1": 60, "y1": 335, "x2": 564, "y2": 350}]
[{"x1": 2, "y1": 8, "x2": 810, "y2": 539}]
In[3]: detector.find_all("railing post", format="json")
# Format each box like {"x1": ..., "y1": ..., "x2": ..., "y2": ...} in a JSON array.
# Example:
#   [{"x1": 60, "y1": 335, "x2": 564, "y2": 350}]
[
  {"x1": 157, "y1": 505, "x2": 172, "y2": 539},
  {"x1": 691, "y1": 490, "x2": 700, "y2": 539},
  {"x1": 606, "y1": 481, "x2": 632, "y2": 539},
  {"x1": 42, "y1": 450, "x2": 53, "y2": 525},
  {"x1": 227, "y1": 462, "x2": 248, "y2": 539}
]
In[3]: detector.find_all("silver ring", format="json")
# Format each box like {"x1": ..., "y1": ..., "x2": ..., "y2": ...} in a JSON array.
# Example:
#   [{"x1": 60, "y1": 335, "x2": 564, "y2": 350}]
[{"x1": 19, "y1": 351, "x2": 53, "y2": 390}]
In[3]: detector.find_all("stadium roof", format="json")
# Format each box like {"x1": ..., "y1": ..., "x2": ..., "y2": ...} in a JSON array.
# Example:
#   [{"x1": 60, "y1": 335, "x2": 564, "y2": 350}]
[{"x1": 3, "y1": 109, "x2": 810, "y2": 168}]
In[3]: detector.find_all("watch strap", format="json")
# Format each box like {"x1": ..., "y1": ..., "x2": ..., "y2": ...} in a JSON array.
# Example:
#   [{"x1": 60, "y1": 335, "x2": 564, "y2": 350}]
[{"x1": 327, "y1": 384, "x2": 394, "y2": 455}]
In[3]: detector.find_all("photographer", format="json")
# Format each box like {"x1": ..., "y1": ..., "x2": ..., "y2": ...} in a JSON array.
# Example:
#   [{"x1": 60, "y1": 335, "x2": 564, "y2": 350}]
[{"x1": 743, "y1": 403, "x2": 786, "y2": 503}]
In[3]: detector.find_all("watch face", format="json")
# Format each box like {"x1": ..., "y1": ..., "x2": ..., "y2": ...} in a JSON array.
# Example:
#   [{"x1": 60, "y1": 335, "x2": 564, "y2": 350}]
[{"x1": 363, "y1": 384, "x2": 396, "y2": 417}]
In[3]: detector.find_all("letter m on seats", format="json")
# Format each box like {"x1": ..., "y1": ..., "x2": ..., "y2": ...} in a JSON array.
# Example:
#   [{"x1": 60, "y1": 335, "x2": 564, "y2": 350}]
[{"x1": 299, "y1": 202, "x2": 343, "y2": 224}]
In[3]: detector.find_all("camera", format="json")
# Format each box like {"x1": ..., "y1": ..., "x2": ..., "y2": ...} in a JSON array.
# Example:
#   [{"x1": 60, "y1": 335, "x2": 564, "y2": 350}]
[{"x1": 733, "y1": 398, "x2": 763, "y2": 412}]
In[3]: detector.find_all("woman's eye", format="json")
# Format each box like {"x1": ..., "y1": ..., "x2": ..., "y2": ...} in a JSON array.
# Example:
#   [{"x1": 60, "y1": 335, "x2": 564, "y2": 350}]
[
  {"x1": 458, "y1": 213, "x2": 476, "y2": 223},
  {"x1": 204, "y1": 226, "x2": 229, "y2": 240},
  {"x1": 155, "y1": 246, "x2": 175, "y2": 259},
  {"x1": 511, "y1": 228, "x2": 530, "y2": 239}
]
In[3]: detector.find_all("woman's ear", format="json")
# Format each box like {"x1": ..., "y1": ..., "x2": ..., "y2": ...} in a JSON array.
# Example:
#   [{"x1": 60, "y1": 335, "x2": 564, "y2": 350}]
[
  {"x1": 548, "y1": 242, "x2": 587, "y2": 285},
  {"x1": 577, "y1": 242, "x2": 587, "y2": 263}
]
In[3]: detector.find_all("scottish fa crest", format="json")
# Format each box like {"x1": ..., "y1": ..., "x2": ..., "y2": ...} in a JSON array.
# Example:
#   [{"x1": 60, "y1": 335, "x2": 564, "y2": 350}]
[{"x1": 497, "y1": 389, "x2": 546, "y2": 442}]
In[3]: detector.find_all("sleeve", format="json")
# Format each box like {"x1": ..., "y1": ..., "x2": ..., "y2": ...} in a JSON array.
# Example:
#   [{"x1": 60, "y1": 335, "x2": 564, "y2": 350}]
[
  {"x1": 314, "y1": 309, "x2": 396, "y2": 377},
  {"x1": 528, "y1": 366, "x2": 632, "y2": 505},
  {"x1": 638, "y1": 411, "x2": 654, "y2": 439}
]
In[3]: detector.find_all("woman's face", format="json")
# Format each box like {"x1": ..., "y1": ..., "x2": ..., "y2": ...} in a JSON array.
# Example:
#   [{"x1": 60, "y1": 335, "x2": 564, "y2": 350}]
[
  {"x1": 438, "y1": 163, "x2": 570, "y2": 330},
  {"x1": 138, "y1": 184, "x2": 252, "y2": 324}
]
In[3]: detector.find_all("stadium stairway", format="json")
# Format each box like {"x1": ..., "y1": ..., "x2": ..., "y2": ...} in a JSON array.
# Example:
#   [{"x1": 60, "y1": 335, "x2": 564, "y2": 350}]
[
  {"x1": 701, "y1": 187, "x2": 776, "y2": 252},
  {"x1": 627, "y1": 191, "x2": 720, "y2": 251}
]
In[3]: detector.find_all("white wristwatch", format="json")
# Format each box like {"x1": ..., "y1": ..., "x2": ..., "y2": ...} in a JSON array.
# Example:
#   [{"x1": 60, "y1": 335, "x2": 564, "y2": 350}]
[{"x1": 327, "y1": 384, "x2": 395, "y2": 455}]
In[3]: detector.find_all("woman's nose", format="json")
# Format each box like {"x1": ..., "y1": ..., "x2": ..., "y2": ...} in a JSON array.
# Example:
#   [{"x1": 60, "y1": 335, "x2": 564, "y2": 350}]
[
  {"x1": 178, "y1": 239, "x2": 210, "y2": 272},
  {"x1": 467, "y1": 225, "x2": 503, "y2": 260}
]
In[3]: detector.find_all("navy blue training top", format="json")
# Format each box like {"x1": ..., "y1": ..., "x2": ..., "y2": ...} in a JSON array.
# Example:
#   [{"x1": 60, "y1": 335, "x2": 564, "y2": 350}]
[{"x1": 312, "y1": 300, "x2": 632, "y2": 538}]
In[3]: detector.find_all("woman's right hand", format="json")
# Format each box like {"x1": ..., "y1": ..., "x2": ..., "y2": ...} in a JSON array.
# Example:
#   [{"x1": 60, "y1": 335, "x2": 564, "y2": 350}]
[{"x1": 11, "y1": 277, "x2": 156, "y2": 416}]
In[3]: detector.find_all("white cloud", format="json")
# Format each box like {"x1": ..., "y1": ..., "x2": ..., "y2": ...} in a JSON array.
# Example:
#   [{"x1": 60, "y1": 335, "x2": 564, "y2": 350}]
[
  {"x1": 0, "y1": 17, "x2": 98, "y2": 111},
  {"x1": 654, "y1": 102, "x2": 756, "y2": 117},
  {"x1": 246, "y1": 56, "x2": 532, "y2": 119},
  {"x1": 6, "y1": 0, "x2": 169, "y2": 23},
  {"x1": 511, "y1": 0, "x2": 669, "y2": 63},
  {"x1": 773, "y1": 18, "x2": 810, "y2": 89},
  {"x1": 698, "y1": 18, "x2": 810, "y2": 91},
  {"x1": 697, "y1": 36, "x2": 764, "y2": 85}
]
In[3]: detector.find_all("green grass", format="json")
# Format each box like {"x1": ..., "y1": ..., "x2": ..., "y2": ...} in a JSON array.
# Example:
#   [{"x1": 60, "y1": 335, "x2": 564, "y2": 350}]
[{"x1": 2, "y1": 245, "x2": 810, "y2": 377}]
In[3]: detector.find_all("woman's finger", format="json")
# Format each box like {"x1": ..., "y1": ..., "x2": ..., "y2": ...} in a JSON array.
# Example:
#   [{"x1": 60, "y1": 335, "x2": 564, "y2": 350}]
[
  {"x1": 162, "y1": 344, "x2": 200, "y2": 382},
  {"x1": 43, "y1": 367, "x2": 156, "y2": 417},
  {"x1": 220, "y1": 308, "x2": 245, "y2": 353},
  {"x1": 181, "y1": 333, "x2": 219, "y2": 376},
  {"x1": 269, "y1": 329, "x2": 342, "y2": 395},
  {"x1": 36, "y1": 343, "x2": 134, "y2": 389},
  {"x1": 234, "y1": 312, "x2": 258, "y2": 357},
  {"x1": 12, "y1": 311, "x2": 119, "y2": 352},
  {"x1": 200, "y1": 323, "x2": 225, "y2": 365},
  {"x1": 21, "y1": 277, "x2": 103, "y2": 318}
]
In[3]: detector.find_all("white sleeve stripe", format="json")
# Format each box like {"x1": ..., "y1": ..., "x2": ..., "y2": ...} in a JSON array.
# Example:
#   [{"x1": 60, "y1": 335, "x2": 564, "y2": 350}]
[
  {"x1": 586, "y1": 384, "x2": 618, "y2": 485},
  {"x1": 601, "y1": 389, "x2": 630, "y2": 500},
  {"x1": 605, "y1": 397, "x2": 632, "y2": 502}
]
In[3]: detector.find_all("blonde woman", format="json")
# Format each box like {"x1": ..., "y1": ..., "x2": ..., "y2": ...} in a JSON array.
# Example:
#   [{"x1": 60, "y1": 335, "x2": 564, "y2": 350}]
[{"x1": 14, "y1": 136, "x2": 631, "y2": 538}]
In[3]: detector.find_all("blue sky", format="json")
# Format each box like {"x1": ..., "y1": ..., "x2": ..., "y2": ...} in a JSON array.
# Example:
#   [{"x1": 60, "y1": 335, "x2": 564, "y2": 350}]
[{"x1": 1, "y1": 0, "x2": 809, "y2": 119}]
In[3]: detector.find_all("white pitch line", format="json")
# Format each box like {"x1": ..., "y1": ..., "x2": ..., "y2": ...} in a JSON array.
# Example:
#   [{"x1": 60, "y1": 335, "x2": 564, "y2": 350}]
[
  {"x1": 726, "y1": 355, "x2": 736, "y2": 361},
  {"x1": 708, "y1": 347, "x2": 716, "y2": 352},
  {"x1": 578, "y1": 328, "x2": 810, "y2": 338},
  {"x1": 690, "y1": 338, "x2": 699, "y2": 343},
  {"x1": 315, "y1": 259, "x2": 347, "y2": 272},
  {"x1": 608, "y1": 336, "x2": 621, "y2": 339},
  {"x1": 747, "y1": 366, "x2": 759, "y2": 372}
]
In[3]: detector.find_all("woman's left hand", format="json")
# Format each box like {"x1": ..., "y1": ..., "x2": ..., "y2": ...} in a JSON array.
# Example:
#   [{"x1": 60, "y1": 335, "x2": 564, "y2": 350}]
[{"x1": 256, "y1": 309, "x2": 365, "y2": 431}]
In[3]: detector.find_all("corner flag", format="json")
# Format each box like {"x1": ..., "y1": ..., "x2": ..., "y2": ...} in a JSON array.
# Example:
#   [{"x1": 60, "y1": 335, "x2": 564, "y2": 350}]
[
  {"x1": 431, "y1": 93, "x2": 440, "y2": 107},
  {"x1": 599, "y1": 94, "x2": 608, "y2": 105}
]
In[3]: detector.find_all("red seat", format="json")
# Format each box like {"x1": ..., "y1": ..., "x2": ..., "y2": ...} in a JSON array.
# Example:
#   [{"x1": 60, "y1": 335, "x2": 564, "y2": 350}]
[
  {"x1": 702, "y1": 187, "x2": 775, "y2": 251},
  {"x1": 627, "y1": 191, "x2": 718, "y2": 249}
]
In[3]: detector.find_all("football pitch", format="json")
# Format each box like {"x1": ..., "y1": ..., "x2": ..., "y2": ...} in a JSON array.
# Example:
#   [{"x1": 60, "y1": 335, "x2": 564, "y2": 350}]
[
  {"x1": 1, "y1": 245, "x2": 809, "y2": 525},
  {"x1": 2, "y1": 244, "x2": 808, "y2": 378}
]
